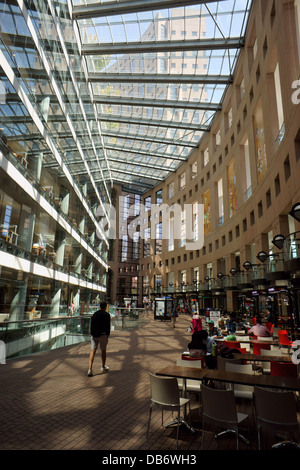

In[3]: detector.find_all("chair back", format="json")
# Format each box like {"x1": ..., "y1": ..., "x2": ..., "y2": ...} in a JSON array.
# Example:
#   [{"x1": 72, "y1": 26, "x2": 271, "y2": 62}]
[
  {"x1": 278, "y1": 330, "x2": 290, "y2": 346},
  {"x1": 265, "y1": 321, "x2": 273, "y2": 333},
  {"x1": 176, "y1": 358, "x2": 202, "y2": 369},
  {"x1": 149, "y1": 373, "x2": 180, "y2": 406},
  {"x1": 272, "y1": 327, "x2": 281, "y2": 339},
  {"x1": 252, "y1": 342, "x2": 271, "y2": 355},
  {"x1": 237, "y1": 347, "x2": 247, "y2": 354},
  {"x1": 236, "y1": 335, "x2": 250, "y2": 352},
  {"x1": 257, "y1": 336, "x2": 272, "y2": 342},
  {"x1": 217, "y1": 356, "x2": 242, "y2": 370},
  {"x1": 254, "y1": 386, "x2": 298, "y2": 425},
  {"x1": 201, "y1": 384, "x2": 237, "y2": 423},
  {"x1": 265, "y1": 322, "x2": 273, "y2": 332},
  {"x1": 224, "y1": 340, "x2": 241, "y2": 349},
  {"x1": 270, "y1": 361, "x2": 298, "y2": 378},
  {"x1": 225, "y1": 362, "x2": 254, "y2": 396},
  {"x1": 225, "y1": 363, "x2": 253, "y2": 375},
  {"x1": 259, "y1": 349, "x2": 277, "y2": 356},
  {"x1": 260, "y1": 348, "x2": 278, "y2": 372},
  {"x1": 181, "y1": 355, "x2": 205, "y2": 367}
]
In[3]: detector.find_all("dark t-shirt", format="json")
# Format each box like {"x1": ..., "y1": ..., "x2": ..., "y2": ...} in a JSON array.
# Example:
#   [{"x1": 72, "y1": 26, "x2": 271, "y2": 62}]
[{"x1": 91, "y1": 309, "x2": 111, "y2": 338}]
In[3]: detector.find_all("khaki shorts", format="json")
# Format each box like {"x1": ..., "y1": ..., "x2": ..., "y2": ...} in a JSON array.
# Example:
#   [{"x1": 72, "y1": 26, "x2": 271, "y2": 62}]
[{"x1": 91, "y1": 335, "x2": 109, "y2": 351}]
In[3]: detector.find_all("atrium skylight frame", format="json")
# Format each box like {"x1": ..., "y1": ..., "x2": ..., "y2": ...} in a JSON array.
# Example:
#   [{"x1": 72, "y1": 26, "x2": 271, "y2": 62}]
[{"x1": 72, "y1": 0, "x2": 252, "y2": 193}]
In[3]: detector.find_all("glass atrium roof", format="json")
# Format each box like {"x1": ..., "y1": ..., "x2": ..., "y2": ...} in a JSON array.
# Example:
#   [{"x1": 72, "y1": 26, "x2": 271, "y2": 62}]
[
  {"x1": 72, "y1": 0, "x2": 252, "y2": 193},
  {"x1": 0, "y1": 0, "x2": 252, "y2": 196}
]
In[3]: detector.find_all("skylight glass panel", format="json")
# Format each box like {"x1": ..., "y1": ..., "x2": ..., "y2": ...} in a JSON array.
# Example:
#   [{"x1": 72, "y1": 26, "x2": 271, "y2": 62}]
[{"x1": 72, "y1": 0, "x2": 252, "y2": 192}]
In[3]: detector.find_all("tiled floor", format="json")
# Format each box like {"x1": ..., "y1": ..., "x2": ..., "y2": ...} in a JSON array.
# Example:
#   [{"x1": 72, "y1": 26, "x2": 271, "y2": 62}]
[{"x1": 0, "y1": 314, "x2": 298, "y2": 454}]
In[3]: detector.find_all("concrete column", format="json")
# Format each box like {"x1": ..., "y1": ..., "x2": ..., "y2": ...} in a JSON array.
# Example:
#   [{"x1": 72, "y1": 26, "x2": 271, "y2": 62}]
[
  {"x1": 73, "y1": 289, "x2": 80, "y2": 312},
  {"x1": 240, "y1": 245, "x2": 252, "y2": 265},
  {"x1": 33, "y1": 153, "x2": 43, "y2": 183},
  {"x1": 60, "y1": 192, "x2": 70, "y2": 216},
  {"x1": 18, "y1": 204, "x2": 36, "y2": 252},
  {"x1": 79, "y1": 217, "x2": 85, "y2": 235},
  {"x1": 50, "y1": 285, "x2": 61, "y2": 316},
  {"x1": 56, "y1": 238, "x2": 65, "y2": 267},
  {"x1": 9, "y1": 277, "x2": 28, "y2": 321},
  {"x1": 75, "y1": 252, "x2": 82, "y2": 274},
  {"x1": 255, "y1": 232, "x2": 269, "y2": 254},
  {"x1": 87, "y1": 261, "x2": 93, "y2": 280},
  {"x1": 89, "y1": 231, "x2": 95, "y2": 246},
  {"x1": 272, "y1": 215, "x2": 290, "y2": 238}
]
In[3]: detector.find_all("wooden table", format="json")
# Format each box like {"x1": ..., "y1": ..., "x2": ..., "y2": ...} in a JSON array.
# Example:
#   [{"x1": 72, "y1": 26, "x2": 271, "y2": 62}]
[
  {"x1": 232, "y1": 353, "x2": 293, "y2": 363},
  {"x1": 156, "y1": 365, "x2": 300, "y2": 391},
  {"x1": 215, "y1": 338, "x2": 278, "y2": 347}
]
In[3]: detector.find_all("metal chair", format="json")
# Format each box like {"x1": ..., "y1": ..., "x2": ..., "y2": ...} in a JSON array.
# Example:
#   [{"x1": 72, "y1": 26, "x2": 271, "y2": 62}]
[
  {"x1": 270, "y1": 361, "x2": 298, "y2": 377},
  {"x1": 236, "y1": 335, "x2": 251, "y2": 352},
  {"x1": 224, "y1": 340, "x2": 241, "y2": 349},
  {"x1": 176, "y1": 358, "x2": 202, "y2": 394},
  {"x1": 201, "y1": 384, "x2": 250, "y2": 449},
  {"x1": 258, "y1": 348, "x2": 280, "y2": 374},
  {"x1": 252, "y1": 341, "x2": 271, "y2": 355},
  {"x1": 257, "y1": 336, "x2": 273, "y2": 342},
  {"x1": 146, "y1": 373, "x2": 191, "y2": 449},
  {"x1": 254, "y1": 386, "x2": 299, "y2": 449},
  {"x1": 278, "y1": 330, "x2": 293, "y2": 354},
  {"x1": 225, "y1": 362, "x2": 254, "y2": 400},
  {"x1": 217, "y1": 356, "x2": 242, "y2": 371}
]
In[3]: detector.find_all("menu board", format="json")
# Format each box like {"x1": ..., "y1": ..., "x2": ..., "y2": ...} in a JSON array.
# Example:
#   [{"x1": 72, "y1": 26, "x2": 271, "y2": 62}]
[
  {"x1": 155, "y1": 299, "x2": 165, "y2": 317},
  {"x1": 209, "y1": 310, "x2": 221, "y2": 325},
  {"x1": 154, "y1": 298, "x2": 172, "y2": 321}
]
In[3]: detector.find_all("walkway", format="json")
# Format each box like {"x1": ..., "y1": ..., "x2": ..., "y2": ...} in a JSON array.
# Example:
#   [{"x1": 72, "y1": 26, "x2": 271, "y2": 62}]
[{"x1": 0, "y1": 314, "x2": 296, "y2": 453}]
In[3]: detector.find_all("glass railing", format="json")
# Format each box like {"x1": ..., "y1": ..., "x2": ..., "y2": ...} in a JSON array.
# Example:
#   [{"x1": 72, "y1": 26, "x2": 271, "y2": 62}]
[
  {"x1": 267, "y1": 256, "x2": 285, "y2": 273},
  {"x1": 216, "y1": 215, "x2": 224, "y2": 227},
  {"x1": 252, "y1": 264, "x2": 267, "y2": 281},
  {"x1": 0, "y1": 237, "x2": 106, "y2": 287},
  {"x1": 243, "y1": 185, "x2": 252, "y2": 202},
  {"x1": 222, "y1": 277, "x2": 237, "y2": 289},
  {"x1": 0, "y1": 308, "x2": 146, "y2": 360},
  {"x1": 283, "y1": 232, "x2": 300, "y2": 261},
  {"x1": 0, "y1": 149, "x2": 106, "y2": 265},
  {"x1": 237, "y1": 271, "x2": 252, "y2": 285}
]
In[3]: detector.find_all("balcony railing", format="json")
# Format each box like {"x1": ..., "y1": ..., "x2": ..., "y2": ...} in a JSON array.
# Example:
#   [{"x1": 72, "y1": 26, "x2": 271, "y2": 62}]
[
  {"x1": 283, "y1": 232, "x2": 300, "y2": 261},
  {"x1": 252, "y1": 265, "x2": 267, "y2": 281},
  {"x1": 243, "y1": 185, "x2": 252, "y2": 202},
  {"x1": 0, "y1": 308, "x2": 146, "y2": 359}
]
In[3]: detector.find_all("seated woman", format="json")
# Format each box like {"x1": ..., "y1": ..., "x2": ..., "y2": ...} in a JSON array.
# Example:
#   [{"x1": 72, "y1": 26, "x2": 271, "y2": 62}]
[{"x1": 187, "y1": 330, "x2": 207, "y2": 358}]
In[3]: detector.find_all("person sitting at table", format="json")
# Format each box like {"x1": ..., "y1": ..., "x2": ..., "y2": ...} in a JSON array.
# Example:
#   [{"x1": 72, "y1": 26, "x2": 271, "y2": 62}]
[
  {"x1": 226, "y1": 313, "x2": 237, "y2": 334},
  {"x1": 207, "y1": 320, "x2": 220, "y2": 337},
  {"x1": 187, "y1": 331, "x2": 207, "y2": 358},
  {"x1": 218, "y1": 317, "x2": 226, "y2": 333},
  {"x1": 248, "y1": 316, "x2": 271, "y2": 337}
]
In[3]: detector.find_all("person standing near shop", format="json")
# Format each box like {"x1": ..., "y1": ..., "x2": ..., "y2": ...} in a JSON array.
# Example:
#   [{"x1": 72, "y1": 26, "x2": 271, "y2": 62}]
[
  {"x1": 171, "y1": 304, "x2": 178, "y2": 327},
  {"x1": 88, "y1": 301, "x2": 111, "y2": 376}
]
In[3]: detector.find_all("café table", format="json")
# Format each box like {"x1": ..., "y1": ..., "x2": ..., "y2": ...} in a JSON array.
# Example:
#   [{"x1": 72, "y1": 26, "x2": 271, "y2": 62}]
[
  {"x1": 232, "y1": 353, "x2": 293, "y2": 363},
  {"x1": 156, "y1": 365, "x2": 300, "y2": 392},
  {"x1": 215, "y1": 337, "x2": 278, "y2": 346}
]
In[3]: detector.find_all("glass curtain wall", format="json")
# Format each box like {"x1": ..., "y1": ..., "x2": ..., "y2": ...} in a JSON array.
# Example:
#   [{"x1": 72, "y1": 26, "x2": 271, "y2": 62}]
[{"x1": 0, "y1": 0, "x2": 110, "y2": 319}]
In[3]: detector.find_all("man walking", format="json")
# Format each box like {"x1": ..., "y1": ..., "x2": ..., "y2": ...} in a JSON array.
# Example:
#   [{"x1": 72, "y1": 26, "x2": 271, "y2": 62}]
[{"x1": 88, "y1": 300, "x2": 111, "y2": 376}]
